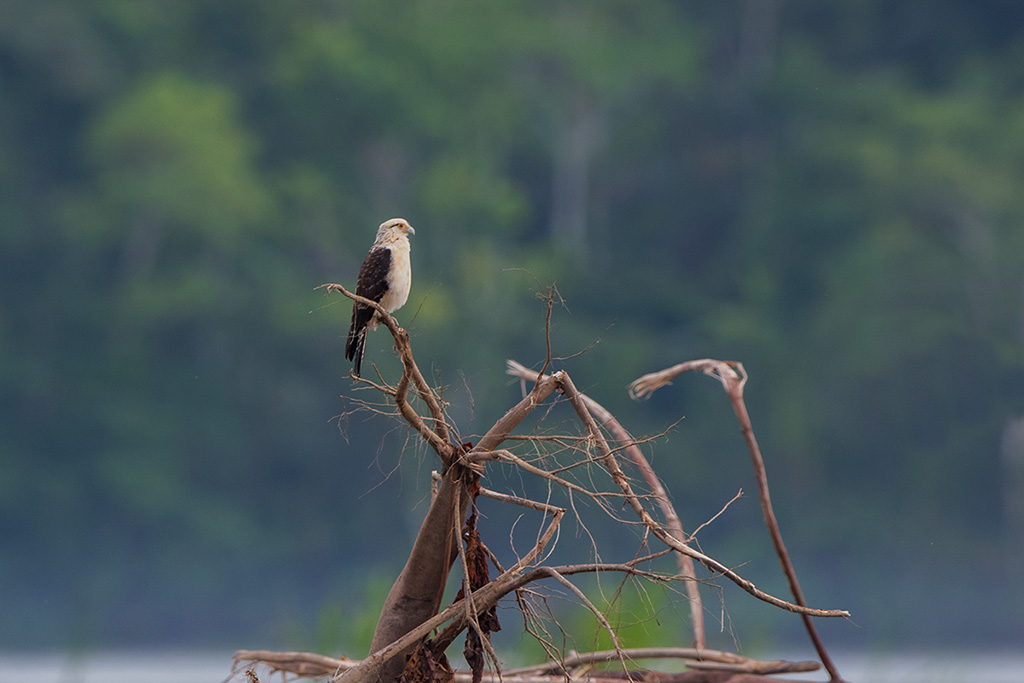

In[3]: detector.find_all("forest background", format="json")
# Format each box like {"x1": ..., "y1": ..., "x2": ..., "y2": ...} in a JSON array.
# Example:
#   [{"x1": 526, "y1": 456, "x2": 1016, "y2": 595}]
[{"x1": 2, "y1": 0, "x2": 1023, "y2": 660}]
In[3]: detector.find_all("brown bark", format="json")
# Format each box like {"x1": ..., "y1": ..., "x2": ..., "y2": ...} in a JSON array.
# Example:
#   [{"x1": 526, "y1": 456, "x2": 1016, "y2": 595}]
[{"x1": 368, "y1": 468, "x2": 469, "y2": 683}]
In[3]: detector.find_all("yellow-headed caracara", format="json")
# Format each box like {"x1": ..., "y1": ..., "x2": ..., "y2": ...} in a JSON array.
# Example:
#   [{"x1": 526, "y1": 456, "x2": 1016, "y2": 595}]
[{"x1": 345, "y1": 218, "x2": 415, "y2": 377}]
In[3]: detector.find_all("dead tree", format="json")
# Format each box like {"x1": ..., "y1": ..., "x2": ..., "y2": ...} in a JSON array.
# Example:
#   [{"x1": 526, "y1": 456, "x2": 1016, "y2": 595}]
[{"x1": 235, "y1": 286, "x2": 850, "y2": 683}]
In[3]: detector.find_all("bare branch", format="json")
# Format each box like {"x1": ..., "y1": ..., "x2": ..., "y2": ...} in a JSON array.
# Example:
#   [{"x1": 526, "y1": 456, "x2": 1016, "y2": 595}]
[
  {"x1": 507, "y1": 359, "x2": 708, "y2": 648},
  {"x1": 320, "y1": 283, "x2": 453, "y2": 462},
  {"x1": 235, "y1": 644, "x2": 820, "y2": 681},
  {"x1": 628, "y1": 359, "x2": 848, "y2": 682},
  {"x1": 233, "y1": 650, "x2": 357, "y2": 678},
  {"x1": 689, "y1": 489, "x2": 744, "y2": 540},
  {"x1": 472, "y1": 371, "x2": 561, "y2": 454},
  {"x1": 478, "y1": 486, "x2": 566, "y2": 515},
  {"x1": 627, "y1": 359, "x2": 743, "y2": 400},
  {"x1": 536, "y1": 286, "x2": 557, "y2": 380},
  {"x1": 556, "y1": 370, "x2": 848, "y2": 619},
  {"x1": 505, "y1": 647, "x2": 818, "y2": 676}
]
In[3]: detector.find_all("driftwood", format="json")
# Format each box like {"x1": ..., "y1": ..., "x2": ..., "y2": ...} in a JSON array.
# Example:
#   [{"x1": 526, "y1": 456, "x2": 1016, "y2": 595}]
[
  {"x1": 234, "y1": 285, "x2": 849, "y2": 683},
  {"x1": 234, "y1": 647, "x2": 820, "y2": 682}
]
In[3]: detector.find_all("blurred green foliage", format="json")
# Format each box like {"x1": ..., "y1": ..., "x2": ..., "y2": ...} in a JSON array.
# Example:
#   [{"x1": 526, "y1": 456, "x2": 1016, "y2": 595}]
[{"x1": 1, "y1": 0, "x2": 1022, "y2": 653}]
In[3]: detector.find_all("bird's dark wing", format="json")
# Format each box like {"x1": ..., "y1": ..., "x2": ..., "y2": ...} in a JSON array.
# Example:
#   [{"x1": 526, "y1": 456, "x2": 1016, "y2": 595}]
[
  {"x1": 355, "y1": 245, "x2": 392, "y2": 303},
  {"x1": 345, "y1": 246, "x2": 393, "y2": 375}
]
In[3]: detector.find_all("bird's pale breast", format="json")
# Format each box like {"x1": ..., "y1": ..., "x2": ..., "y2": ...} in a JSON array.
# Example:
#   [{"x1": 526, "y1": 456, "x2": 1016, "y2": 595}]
[{"x1": 380, "y1": 241, "x2": 411, "y2": 314}]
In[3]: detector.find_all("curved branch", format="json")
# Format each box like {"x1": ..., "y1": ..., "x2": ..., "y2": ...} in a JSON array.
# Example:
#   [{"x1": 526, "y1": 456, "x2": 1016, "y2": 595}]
[
  {"x1": 472, "y1": 370, "x2": 561, "y2": 454},
  {"x1": 508, "y1": 359, "x2": 707, "y2": 649},
  {"x1": 557, "y1": 370, "x2": 848, "y2": 619},
  {"x1": 321, "y1": 283, "x2": 453, "y2": 462},
  {"x1": 629, "y1": 359, "x2": 848, "y2": 682}
]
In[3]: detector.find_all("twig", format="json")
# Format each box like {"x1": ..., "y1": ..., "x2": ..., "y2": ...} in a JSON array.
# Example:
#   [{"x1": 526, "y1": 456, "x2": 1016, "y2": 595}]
[
  {"x1": 688, "y1": 489, "x2": 744, "y2": 540},
  {"x1": 478, "y1": 486, "x2": 567, "y2": 514},
  {"x1": 470, "y1": 448, "x2": 619, "y2": 511},
  {"x1": 536, "y1": 567, "x2": 632, "y2": 676},
  {"x1": 535, "y1": 286, "x2": 556, "y2": 380},
  {"x1": 233, "y1": 650, "x2": 357, "y2": 678}
]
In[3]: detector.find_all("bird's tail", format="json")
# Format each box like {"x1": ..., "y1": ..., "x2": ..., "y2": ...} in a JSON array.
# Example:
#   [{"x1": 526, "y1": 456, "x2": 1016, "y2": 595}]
[{"x1": 345, "y1": 326, "x2": 367, "y2": 377}]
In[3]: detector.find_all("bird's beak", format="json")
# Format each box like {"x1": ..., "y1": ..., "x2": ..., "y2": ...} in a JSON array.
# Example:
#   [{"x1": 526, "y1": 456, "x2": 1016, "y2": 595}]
[{"x1": 406, "y1": 225, "x2": 415, "y2": 236}]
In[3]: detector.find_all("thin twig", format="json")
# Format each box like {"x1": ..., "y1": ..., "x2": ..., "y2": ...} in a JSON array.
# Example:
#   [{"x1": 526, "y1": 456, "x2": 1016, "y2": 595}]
[
  {"x1": 478, "y1": 486, "x2": 567, "y2": 515},
  {"x1": 536, "y1": 286, "x2": 557, "y2": 381},
  {"x1": 688, "y1": 489, "x2": 744, "y2": 540},
  {"x1": 470, "y1": 449, "x2": 619, "y2": 511},
  {"x1": 535, "y1": 567, "x2": 632, "y2": 677},
  {"x1": 233, "y1": 650, "x2": 357, "y2": 678}
]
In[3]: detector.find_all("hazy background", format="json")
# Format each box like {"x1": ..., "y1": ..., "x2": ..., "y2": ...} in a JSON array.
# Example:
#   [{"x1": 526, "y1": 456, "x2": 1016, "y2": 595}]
[{"x1": 2, "y1": 0, "x2": 1023, "y2": 663}]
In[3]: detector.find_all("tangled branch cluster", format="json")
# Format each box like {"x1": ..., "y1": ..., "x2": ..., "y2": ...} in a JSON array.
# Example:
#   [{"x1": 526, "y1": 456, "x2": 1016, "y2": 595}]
[{"x1": 234, "y1": 285, "x2": 849, "y2": 683}]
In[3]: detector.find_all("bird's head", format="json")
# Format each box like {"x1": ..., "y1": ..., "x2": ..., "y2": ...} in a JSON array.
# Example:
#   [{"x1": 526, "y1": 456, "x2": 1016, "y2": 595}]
[{"x1": 377, "y1": 218, "x2": 415, "y2": 241}]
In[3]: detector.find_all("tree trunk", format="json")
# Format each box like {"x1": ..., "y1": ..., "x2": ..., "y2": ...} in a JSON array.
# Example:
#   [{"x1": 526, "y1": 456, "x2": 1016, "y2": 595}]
[{"x1": 368, "y1": 467, "x2": 469, "y2": 682}]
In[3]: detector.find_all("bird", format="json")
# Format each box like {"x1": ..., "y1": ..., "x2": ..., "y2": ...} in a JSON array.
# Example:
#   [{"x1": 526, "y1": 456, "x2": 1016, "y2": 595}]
[{"x1": 345, "y1": 217, "x2": 415, "y2": 377}]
